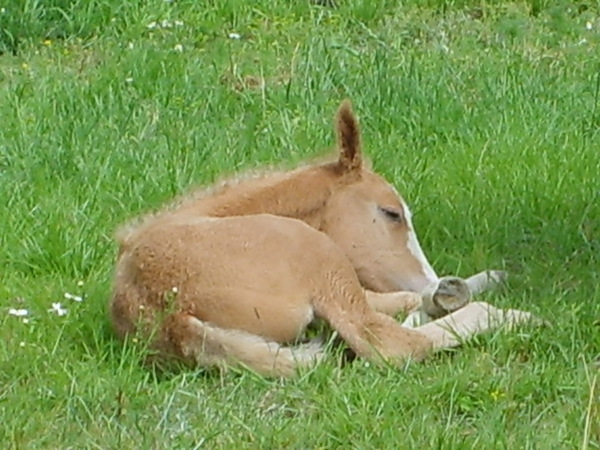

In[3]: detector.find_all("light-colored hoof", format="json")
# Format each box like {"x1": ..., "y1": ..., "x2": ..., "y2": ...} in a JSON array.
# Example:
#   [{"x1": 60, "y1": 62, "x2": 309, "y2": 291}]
[
  {"x1": 488, "y1": 270, "x2": 508, "y2": 284},
  {"x1": 423, "y1": 276, "x2": 471, "y2": 319}
]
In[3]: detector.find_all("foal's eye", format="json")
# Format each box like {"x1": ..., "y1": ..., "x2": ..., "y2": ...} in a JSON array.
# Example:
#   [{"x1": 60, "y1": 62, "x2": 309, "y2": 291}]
[{"x1": 378, "y1": 206, "x2": 403, "y2": 223}]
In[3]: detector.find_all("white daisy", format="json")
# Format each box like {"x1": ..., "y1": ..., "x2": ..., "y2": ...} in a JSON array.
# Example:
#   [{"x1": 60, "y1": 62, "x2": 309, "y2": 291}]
[
  {"x1": 48, "y1": 303, "x2": 68, "y2": 316},
  {"x1": 64, "y1": 292, "x2": 83, "y2": 302},
  {"x1": 8, "y1": 308, "x2": 28, "y2": 317}
]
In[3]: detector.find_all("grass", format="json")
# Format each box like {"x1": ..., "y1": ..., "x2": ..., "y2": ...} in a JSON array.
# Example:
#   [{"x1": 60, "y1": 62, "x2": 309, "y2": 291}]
[{"x1": 1, "y1": 0, "x2": 599, "y2": 447}]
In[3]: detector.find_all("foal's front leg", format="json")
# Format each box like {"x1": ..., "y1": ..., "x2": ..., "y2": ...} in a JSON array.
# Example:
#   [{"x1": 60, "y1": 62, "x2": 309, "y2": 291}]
[
  {"x1": 415, "y1": 301, "x2": 538, "y2": 350},
  {"x1": 402, "y1": 270, "x2": 508, "y2": 328},
  {"x1": 365, "y1": 290, "x2": 422, "y2": 316}
]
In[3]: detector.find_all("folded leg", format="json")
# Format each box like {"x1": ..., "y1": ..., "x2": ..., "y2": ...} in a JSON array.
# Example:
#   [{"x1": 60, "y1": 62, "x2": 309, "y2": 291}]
[{"x1": 365, "y1": 290, "x2": 422, "y2": 316}]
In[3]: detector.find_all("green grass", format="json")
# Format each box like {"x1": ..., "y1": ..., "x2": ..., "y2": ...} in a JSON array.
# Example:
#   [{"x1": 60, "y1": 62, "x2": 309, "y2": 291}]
[{"x1": 1, "y1": 0, "x2": 599, "y2": 447}]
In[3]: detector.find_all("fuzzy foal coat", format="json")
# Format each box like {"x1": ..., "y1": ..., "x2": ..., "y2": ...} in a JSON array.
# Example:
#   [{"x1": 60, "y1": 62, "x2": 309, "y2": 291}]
[{"x1": 110, "y1": 101, "x2": 535, "y2": 376}]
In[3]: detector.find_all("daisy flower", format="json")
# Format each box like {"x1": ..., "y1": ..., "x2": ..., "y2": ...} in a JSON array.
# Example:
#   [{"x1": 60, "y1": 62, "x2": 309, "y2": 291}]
[{"x1": 48, "y1": 303, "x2": 68, "y2": 316}]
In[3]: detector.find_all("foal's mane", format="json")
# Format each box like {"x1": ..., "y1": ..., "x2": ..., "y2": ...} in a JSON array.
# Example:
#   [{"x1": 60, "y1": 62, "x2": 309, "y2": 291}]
[
  {"x1": 179, "y1": 153, "x2": 339, "y2": 208},
  {"x1": 117, "y1": 100, "x2": 366, "y2": 247},
  {"x1": 116, "y1": 154, "x2": 348, "y2": 246}
]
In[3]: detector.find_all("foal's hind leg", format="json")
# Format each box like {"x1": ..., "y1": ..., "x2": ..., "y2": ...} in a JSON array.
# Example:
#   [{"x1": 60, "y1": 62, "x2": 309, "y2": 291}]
[{"x1": 156, "y1": 313, "x2": 323, "y2": 377}]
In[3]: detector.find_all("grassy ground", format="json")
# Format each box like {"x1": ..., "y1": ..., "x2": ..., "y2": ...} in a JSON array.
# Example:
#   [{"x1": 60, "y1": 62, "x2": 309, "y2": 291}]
[{"x1": 1, "y1": 0, "x2": 599, "y2": 448}]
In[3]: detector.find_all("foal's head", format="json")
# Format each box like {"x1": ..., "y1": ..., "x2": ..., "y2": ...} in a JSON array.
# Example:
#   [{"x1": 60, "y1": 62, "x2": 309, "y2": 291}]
[{"x1": 319, "y1": 101, "x2": 438, "y2": 293}]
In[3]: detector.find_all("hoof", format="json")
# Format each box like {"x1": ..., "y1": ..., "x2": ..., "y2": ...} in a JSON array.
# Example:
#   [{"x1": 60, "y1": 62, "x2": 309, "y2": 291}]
[{"x1": 422, "y1": 276, "x2": 471, "y2": 319}]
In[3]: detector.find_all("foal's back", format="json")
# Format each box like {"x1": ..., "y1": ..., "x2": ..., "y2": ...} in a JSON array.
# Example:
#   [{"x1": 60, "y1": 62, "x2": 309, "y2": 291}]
[{"x1": 111, "y1": 212, "x2": 358, "y2": 344}]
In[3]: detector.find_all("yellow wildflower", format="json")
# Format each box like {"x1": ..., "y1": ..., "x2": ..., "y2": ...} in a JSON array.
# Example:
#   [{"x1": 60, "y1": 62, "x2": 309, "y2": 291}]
[{"x1": 490, "y1": 389, "x2": 505, "y2": 401}]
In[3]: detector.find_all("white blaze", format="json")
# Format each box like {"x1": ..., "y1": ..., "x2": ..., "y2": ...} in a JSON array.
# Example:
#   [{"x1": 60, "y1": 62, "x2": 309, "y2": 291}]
[{"x1": 402, "y1": 203, "x2": 438, "y2": 285}]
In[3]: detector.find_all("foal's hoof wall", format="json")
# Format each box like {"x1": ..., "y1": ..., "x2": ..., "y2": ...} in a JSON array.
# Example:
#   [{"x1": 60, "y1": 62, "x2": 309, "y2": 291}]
[{"x1": 424, "y1": 277, "x2": 471, "y2": 318}]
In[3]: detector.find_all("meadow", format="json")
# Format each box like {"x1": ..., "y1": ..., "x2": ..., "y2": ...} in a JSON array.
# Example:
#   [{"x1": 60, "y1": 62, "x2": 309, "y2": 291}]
[{"x1": 0, "y1": 0, "x2": 599, "y2": 448}]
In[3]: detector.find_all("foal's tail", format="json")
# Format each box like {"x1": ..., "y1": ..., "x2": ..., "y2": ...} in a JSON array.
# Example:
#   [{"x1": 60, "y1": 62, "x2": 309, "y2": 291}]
[{"x1": 158, "y1": 314, "x2": 324, "y2": 377}]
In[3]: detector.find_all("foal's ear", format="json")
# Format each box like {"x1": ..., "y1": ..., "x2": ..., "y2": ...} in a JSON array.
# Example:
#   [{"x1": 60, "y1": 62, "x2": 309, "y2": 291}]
[{"x1": 336, "y1": 100, "x2": 362, "y2": 174}]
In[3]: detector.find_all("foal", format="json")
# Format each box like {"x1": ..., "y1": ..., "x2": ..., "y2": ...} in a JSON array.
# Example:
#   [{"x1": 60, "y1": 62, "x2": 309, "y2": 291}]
[{"x1": 110, "y1": 101, "x2": 535, "y2": 376}]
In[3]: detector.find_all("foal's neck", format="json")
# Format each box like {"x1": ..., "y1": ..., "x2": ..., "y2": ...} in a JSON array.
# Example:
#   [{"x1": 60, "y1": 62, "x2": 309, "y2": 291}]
[{"x1": 177, "y1": 163, "x2": 342, "y2": 228}]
